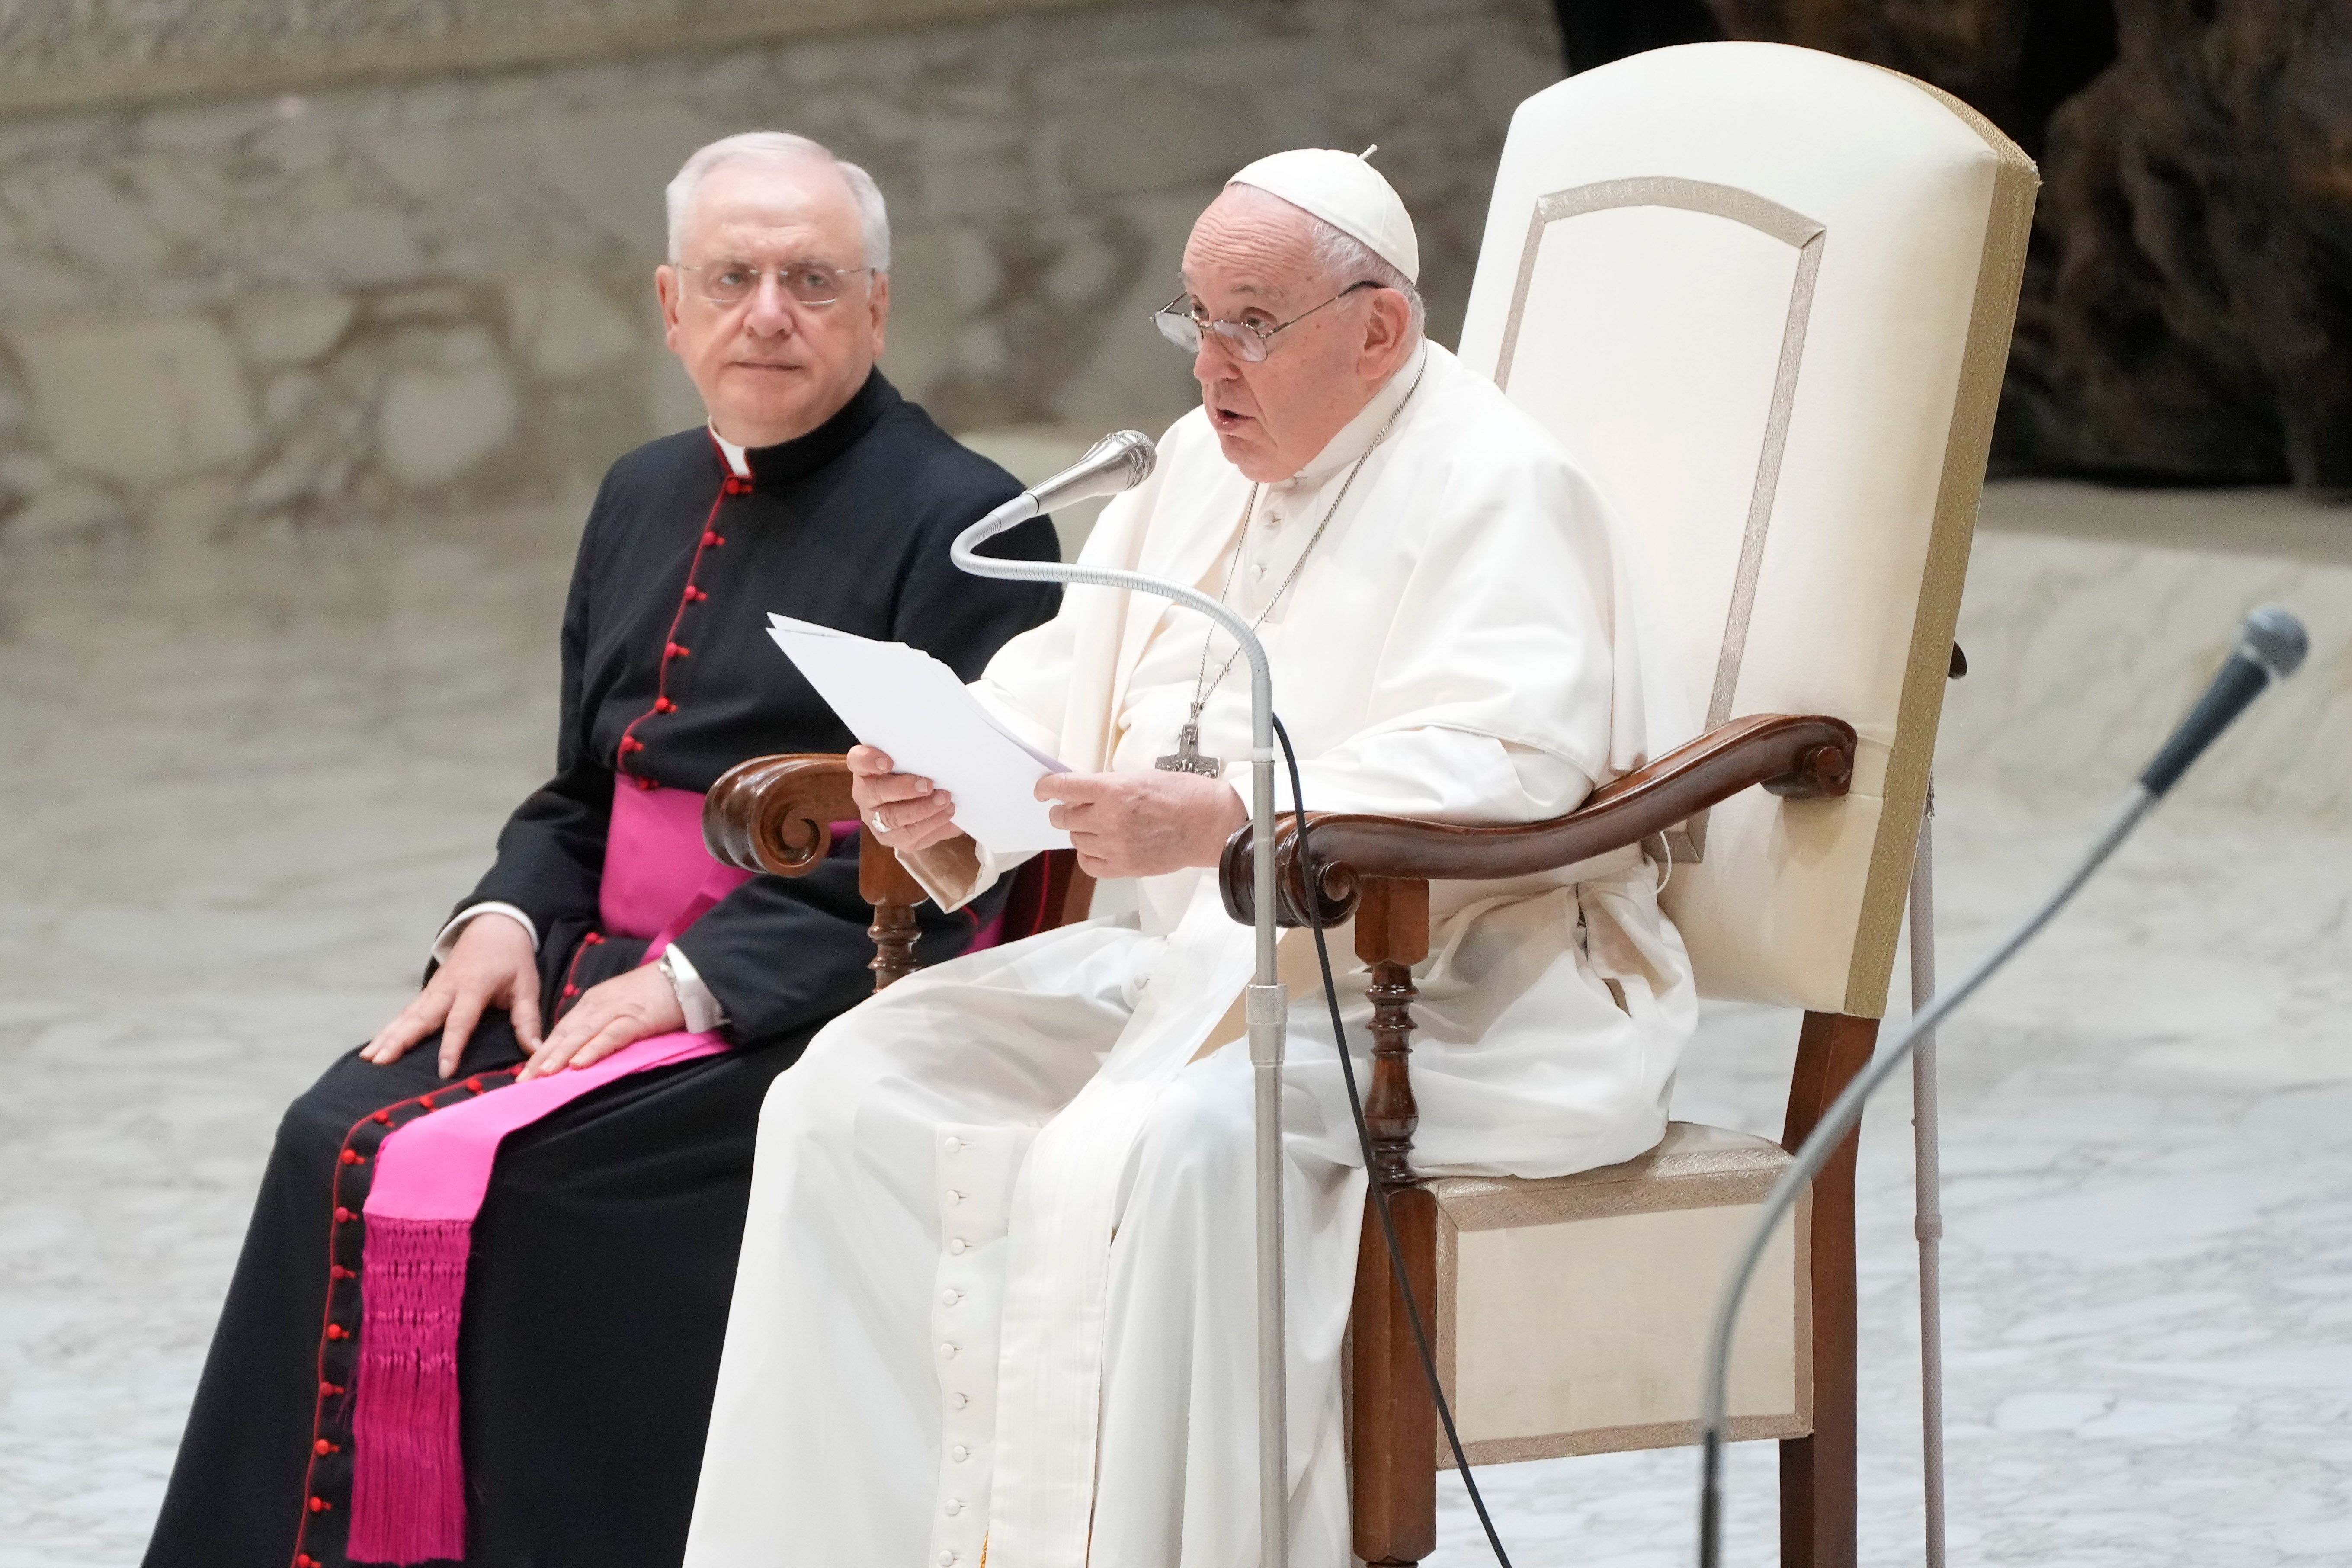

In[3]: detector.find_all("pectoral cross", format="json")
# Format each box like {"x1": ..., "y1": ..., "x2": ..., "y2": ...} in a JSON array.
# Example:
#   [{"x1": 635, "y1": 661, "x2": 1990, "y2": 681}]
[{"x1": 1155, "y1": 706, "x2": 1222, "y2": 776}]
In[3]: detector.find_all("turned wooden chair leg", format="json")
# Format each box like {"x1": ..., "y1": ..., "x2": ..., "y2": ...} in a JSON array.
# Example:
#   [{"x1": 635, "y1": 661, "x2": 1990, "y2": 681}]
[
  {"x1": 859, "y1": 836, "x2": 926, "y2": 990},
  {"x1": 1349, "y1": 876, "x2": 1436, "y2": 1567},
  {"x1": 1779, "y1": 1009, "x2": 1878, "y2": 1568}
]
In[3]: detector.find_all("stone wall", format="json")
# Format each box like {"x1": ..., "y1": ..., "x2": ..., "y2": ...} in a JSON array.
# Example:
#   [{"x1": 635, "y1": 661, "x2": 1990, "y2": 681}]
[
  {"x1": 0, "y1": 1, "x2": 1094, "y2": 115},
  {"x1": 0, "y1": 0, "x2": 1563, "y2": 546},
  {"x1": 1946, "y1": 483, "x2": 2352, "y2": 827}
]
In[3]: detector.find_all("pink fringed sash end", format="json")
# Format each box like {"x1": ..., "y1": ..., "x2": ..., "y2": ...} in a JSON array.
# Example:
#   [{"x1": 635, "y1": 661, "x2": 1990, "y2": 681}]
[{"x1": 349, "y1": 1216, "x2": 472, "y2": 1565}]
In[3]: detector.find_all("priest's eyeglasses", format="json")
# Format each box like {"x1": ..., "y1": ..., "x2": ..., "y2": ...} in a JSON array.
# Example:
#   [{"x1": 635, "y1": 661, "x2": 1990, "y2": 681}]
[
  {"x1": 680, "y1": 261, "x2": 874, "y2": 308},
  {"x1": 1153, "y1": 281, "x2": 1379, "y2": 362}
]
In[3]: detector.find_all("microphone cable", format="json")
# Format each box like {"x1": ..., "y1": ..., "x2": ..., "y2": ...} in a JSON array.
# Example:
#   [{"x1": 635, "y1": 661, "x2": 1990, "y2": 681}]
[{"x1": 1271, "y1": 713, "x2": 1517, "y2": 1568}]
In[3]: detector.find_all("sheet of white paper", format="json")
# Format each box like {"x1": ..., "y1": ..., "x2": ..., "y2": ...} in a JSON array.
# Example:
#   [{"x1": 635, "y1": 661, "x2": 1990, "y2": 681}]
[{"x1": 766, "y1": 616, "x2": 1070, "y2": 853}]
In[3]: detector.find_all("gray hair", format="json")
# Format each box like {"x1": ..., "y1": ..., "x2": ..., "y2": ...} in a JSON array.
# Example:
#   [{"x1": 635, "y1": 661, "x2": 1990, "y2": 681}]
[
  {"x1": 1287, "y1": 205, "x2": 1426, "y2": 343},
  {"x1": 1304, "y1": 216, "x2": 1425, "y2": 342},
  {"x1": 665, "y1": 132, "x2": 891, "y2": 272}
]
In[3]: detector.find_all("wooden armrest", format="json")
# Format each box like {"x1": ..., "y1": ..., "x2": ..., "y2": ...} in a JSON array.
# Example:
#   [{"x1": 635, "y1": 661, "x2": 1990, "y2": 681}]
[
  {"x1": 1220, "y1": 713, "x2": 1855, "y2": 927},
  {"x1": 703, "y1": 753, "x2": 859, "y2": 875},
  {"x1": 704, "y1": 751, "x2": 929, "y2": 988}
]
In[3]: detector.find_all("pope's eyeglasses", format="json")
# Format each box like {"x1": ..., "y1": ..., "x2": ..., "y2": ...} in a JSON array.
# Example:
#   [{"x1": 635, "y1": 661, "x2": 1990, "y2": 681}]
[
  {"x1": 1153, "y1": 280, "x2": 1380, "y2": 362},
  {"x1": 681, "y1": 261, "x2": 874, "y2": 308}
]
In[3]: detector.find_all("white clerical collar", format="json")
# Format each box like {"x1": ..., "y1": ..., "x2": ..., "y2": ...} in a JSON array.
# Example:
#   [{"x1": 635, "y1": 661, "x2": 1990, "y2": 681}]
[
  {"x1": 710, "y1": 426, "x2": 752, "y2": 478},
  {"x1": 1278, "y1": 338, "x2": 1430, "y2": 491}
]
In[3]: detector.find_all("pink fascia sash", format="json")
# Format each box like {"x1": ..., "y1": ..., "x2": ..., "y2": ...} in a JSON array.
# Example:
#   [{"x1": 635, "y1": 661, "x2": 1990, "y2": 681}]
[{"x1": 347, "y1": 779, "x2": 755, "y2": 1563}]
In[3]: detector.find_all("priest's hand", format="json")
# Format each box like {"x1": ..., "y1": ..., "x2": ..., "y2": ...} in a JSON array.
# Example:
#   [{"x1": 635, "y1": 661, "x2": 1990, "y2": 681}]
[
  {"x1": 849, "y1": 744, "x2": 967, "y2": 853},
  {"x1": 1037, "y1": 770, "x2": 1248, "y2": 879},
  {"x1": 517, "y1": 965, "x2": 686, "y2": 1081},
  {"x1": 363, "y1": 914, "x2": 545, "y2": 1077}
]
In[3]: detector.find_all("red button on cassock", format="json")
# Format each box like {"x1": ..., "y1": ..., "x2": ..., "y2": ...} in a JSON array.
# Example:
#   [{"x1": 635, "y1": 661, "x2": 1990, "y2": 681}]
[
  {"x1": 687, "y1": 586, "x2": 708, "y2": 601},
  {"x1": 320, "y1": 1381, "x2": 343, "y2": 1397},
  {"x1": 584, "y1": 932, "x2": 605, "y2": 946},
  {"x1": 315, "y1": 1438, "x2": 336, "y2": 1455},
  {"x1": 563, "y1": 984, "x2": 580, "y2": 998},
  {"x1": 467, "y1": 1077, "x2": 484, "y2": 1092},
  {"x1": 309, "y1": 1496, "x2": 330, "y2": 1513},
  {"x1": 324, "y1": 1324, "x2": 346, "y2": 1341},
  {"x1": 372, "y1": 1110, "x2": 391, "y2": 1124},
  {"x1": 333, "y1": 1207, "x2": 352, "y2": 1223},
  {"x1": 701, "y1": 531, "x2": 719, "y2": 547},
  {"x1": 655, "y1": 697, "x2": 675, "y2": 713},
  {"x1": 419, "y1": 1094, "x2": 435, "y2": 1110},
  {"x1": 340, "y1": 1149, "x2": 362, "y2": 1165},
  {"x1": 331, "y1": 1265, "x2": 354, "y2": 1280}
]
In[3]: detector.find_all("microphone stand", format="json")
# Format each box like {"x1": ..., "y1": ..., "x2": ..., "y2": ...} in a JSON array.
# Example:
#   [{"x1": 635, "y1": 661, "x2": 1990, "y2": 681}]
[
  {"x1": 1698, "y1": 783, "x2": 2152, "y2": 1568},
  {"x1": 1909, "y1": 784, "x2": 1947, "y2": 1568},
  {"x1": 950, "y1": 432, "x2": 1292, "y2": 1568},
  {"x1": 1695, "y1": 605, "x2": 2308, "y2": 1568}
]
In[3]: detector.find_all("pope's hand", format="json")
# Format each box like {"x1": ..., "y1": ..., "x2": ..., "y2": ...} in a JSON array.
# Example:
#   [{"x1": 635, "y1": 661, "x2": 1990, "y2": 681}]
[
  {"x1": 362, "y1": 913, "x2": 543, "y2": 1077},
  {"x1": 1036, "y1": 770, "x2": 1248, "y2": 879},
  {"x1": 517, "y1": 964, "x2": 685, "y2": 1081},
  {"x1": 848, "y1": 744, "x2": 966, "y2": 853}
]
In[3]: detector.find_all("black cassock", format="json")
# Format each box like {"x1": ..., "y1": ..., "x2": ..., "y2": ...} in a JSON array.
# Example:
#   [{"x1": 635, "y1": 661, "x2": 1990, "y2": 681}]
[{"x1": 145, "y1": 371, "x2": 1060, "y2": 1568}]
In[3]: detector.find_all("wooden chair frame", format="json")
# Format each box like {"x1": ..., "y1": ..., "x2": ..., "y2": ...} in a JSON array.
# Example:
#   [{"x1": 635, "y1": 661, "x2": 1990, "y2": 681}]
[{"x1": 704, "y1": 708, "x2": 1868, "y2": 1568}]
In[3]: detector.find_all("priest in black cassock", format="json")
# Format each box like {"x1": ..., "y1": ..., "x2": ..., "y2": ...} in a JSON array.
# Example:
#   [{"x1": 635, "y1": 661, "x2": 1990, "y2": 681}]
[{"x1": 143, "y1": 133, "x2": 1059, "y2": 1568}]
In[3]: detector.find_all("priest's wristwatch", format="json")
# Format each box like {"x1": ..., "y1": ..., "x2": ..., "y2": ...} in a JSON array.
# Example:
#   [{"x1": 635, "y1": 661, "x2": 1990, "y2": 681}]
[{"x1": 657, "y1": 944, "x2": 729, "y2": 1033}]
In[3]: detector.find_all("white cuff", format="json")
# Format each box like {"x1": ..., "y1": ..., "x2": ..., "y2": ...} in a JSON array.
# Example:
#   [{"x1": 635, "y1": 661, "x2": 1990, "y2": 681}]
[
  {"x1": 659, "y1": 942, "x2": 731, "y2": 1033},
  {"x1": 900, "y1": 837, "x2": 1004, "y2": 914},
  {"x1": 432, "y1": 902, "x2": 540, "y2": 964}
]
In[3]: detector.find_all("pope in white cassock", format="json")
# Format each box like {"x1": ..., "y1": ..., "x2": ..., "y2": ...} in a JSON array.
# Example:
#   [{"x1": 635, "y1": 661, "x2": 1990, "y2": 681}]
[{"x1": 685, "y1": 149, "x2": 1698, "y2": 1568}]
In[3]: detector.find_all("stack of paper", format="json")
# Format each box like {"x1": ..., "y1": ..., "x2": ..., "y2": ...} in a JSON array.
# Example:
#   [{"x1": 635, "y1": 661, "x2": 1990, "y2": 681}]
[{"x1": 766, "y1": 615, "x2": 1071, "y2": 853}]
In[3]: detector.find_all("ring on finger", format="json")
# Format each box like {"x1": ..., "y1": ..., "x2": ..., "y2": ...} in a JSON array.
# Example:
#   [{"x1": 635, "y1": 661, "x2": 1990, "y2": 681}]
[{"x1": 868, "y1": 809, "x2": 890, "y2": 834}]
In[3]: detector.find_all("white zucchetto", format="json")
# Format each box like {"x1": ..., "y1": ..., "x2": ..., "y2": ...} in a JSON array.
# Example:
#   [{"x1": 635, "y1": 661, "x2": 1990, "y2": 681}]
[{"x1": 1227, "y1": 146, "x2": 1420, "y2": 283}]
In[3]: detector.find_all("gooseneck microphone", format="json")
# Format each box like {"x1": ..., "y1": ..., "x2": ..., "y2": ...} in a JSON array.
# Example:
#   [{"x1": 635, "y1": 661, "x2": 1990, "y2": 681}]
[
  {"x1": 1030, "y1": 427, "x2": 1157, "y2": 513},
  {"x1": 1695, "y1": 604, "x2": 2311, "y2": 1568},
  {"x1": 952, "y1": 429, "x2": 1306, "y2": 1568},
  {"x1": 956, "y1": 432, "x2": 1524, "y2": 1568},
  {"x1": 964, "y1": 429, "x2": 1157, "y2": 541}
]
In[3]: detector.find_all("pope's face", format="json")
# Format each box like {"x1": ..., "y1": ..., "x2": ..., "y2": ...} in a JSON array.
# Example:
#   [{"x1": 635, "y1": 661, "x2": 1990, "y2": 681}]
[
  {"x1": 1179, "y1": 186, "x2": 1415, "y2": 484},
  {"x1": 657, "y1": 157, "x2": 889, "y2": 449}
]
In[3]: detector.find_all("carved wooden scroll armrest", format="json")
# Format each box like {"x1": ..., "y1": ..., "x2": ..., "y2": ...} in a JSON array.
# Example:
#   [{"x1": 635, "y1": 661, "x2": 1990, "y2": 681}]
[
  {"x1": 1219, "y1": 712, "x2": 1856, "y2": 927},
  {"x1": 702, "y1": 752, "x2": 928, "y2": 989}
]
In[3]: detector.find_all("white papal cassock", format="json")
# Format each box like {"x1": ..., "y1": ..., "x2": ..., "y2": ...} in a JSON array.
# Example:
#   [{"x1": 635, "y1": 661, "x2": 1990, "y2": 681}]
[{"x1": 684, "y1": 340, "x2": 1698, "y2": 1568}]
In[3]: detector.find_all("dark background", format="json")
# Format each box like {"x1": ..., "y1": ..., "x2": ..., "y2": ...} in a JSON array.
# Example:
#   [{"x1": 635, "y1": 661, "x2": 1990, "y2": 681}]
[{"x1": 1553, "y1": 0, "x2": 2352, "y2": 498}]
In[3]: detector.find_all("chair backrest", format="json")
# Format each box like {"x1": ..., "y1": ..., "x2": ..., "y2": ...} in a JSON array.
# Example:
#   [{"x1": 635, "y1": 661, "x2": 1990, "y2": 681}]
[{"x1": 1455, "y1": 42, "x2": 2034, "y2": 1016}]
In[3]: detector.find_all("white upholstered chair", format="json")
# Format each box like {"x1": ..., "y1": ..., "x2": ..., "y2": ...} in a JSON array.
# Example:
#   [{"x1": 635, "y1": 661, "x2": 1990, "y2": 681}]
[
  {"x1": 703, "y1": 38, "x2": 2036, "y2": 1568},
  {"x1": 1234, "y1": 40, "x2": 2038, "y2": 1568}
]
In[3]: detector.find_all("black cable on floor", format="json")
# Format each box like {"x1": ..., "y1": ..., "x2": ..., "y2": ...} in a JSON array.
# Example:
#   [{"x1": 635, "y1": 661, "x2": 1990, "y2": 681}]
[{"x1": 1271, "y1": 713, "x2": 1515, "y2": 1568}]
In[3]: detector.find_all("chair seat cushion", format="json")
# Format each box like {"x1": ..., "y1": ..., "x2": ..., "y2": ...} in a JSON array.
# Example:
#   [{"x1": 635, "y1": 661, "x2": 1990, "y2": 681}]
[{"x1": 1425, "y1": 1120, "x2": 1810, "y2": 1465}]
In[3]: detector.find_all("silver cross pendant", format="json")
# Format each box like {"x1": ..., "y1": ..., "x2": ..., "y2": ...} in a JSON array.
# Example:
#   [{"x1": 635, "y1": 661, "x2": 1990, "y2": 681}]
[{"x1": 1154, "y1": 711, "x2": 1222, "y2": 776}]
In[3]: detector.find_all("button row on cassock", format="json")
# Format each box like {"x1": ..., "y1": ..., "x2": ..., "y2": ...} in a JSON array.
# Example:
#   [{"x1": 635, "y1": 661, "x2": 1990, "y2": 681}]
[{"x1": 934, "y1": 1132, "x2": 990, "y2": 1565}]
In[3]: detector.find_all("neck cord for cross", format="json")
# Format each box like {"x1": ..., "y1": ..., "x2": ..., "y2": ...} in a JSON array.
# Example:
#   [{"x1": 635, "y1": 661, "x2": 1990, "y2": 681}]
[{"x1": 1159, "y1": 358, "x2": 1427, "y2": 776}]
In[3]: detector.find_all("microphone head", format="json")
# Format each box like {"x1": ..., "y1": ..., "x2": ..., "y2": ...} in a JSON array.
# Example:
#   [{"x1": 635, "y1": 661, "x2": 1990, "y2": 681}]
[
  {"x1": 1026, "y1": 430, "x2": 1156, "y2": 513},
  {"x1": 2238, "y1": 603, "x2": 2309, "y2": 682}
]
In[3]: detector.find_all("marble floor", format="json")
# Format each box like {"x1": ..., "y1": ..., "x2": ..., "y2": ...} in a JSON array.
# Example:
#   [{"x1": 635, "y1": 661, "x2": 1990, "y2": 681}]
[{"x1": 2, "y1": 486, "x2": 2349, "y2": 1565}]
